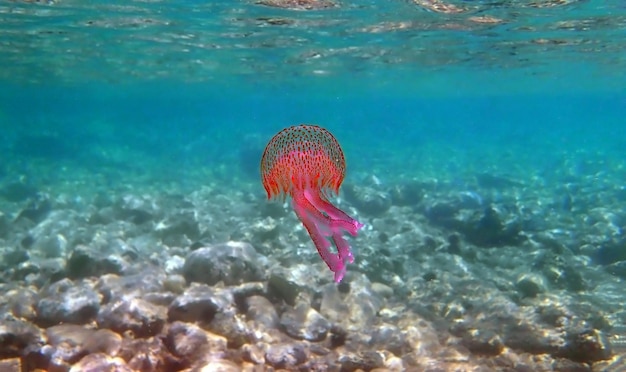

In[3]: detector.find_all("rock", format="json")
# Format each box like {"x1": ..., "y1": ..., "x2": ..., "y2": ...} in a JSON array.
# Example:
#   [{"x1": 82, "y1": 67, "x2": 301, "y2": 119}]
[
  {"x1": 208, "y1": 310, "x2": 251, "y2": 349},
  {"x1": 606, "y1": 261, "x2": 626, "y2": 279},
  {"x1": 164, "y1": 321, "x2": 227, "y2": 363},
  {"x1": 0, "y1": 313, "x2": 43, "y2": 359},
  {"x1": 84, "y1": 329, "x2": 122, "y2": 355},
  {"x1": 533, "y1": 232, "x2": 568, "y2": 254},
  {"x1": 249, "y1": 217, "x2": 280, "y2": 242},
  {"x1": 121, "y1": 337, "x2": 177, "y2": 372},
  {"x1": 35, "y1": 278, "x2": 100, "y2": 327},
  {"x1": 536, "y1": 304, "x2": 568, "y2": 327},
  {"x1": 195, "y1": 359, "x2": 241, "y2": 372},
  {"x1": 463, "y1": 206, "x2": 523, "y2": 247},
  {"x1": 426, "y1": 200, "x2": 524, "y2": 248},
  {"x1": 168, "y1": 284, "x2": 251, "y2": 347},
  {"x1": 371, "y1": 282, "x2": 394, "y2": 299},
  {"x1": 164, "y1": 256, "x2": 185, "y2": 275},
  {"x1": 369, "y1": 324, "x2": 410, "y2": 356},
  {"x1": 36, "y1": 258, "x2": 69, "y2": 285},
  {"x1": 245, "y1": 295, "x2": 279, "y2": 329},
  {"x1": 339, "y1": 351, "x2": 384, "y2": 371},
  {"x1": 34, "y1": 233, "x2": 68, "y2": 259},
  {"x1": 155, "y1": 210, "x2": 201, "y2": 244},
  {"x1": 534, "y1": 253, "x2": 585, "y2": 292},
  {"x1": 265, "y1": 342, "x2": 307, "y2": 369},
  {"x1": 163, "y1": 274, "x2": 186, "y2": 294},
  {"x1": 45, "y1": 325, "x2": 95, "y2": 368},
  {"x1": 88, "y1": 206, "x2": 116, "y2": 225},
  {"x1": 69, "y1": 353, "x2": 133, "y2": 372},
  {"x1": 230, "y1": 281, "x2": 265, "y2": 299},
  {"x1": 457, "y1": 190, "x2": 485, "y2": 209},
  {"x1": 182, "y1": 241, "x2": 265, "y2": 286},
  {"x1": 46, "y1": 324, "x2": 93, "y2": 346},
  {"x1": 329, "y1": 324, "x2": 348, "y2": 348},
  {"x1": 320, "y1": 273, "x2": 382, "y2": 330},
  {"x1": 425, "y1": 200, "x2": 460, "y2": 227},
  {"x1": 142, "y1": 292, "x2": 177, "y2": 307},
  {"x1": 267, "y1": 266, "x2": 310, "y2": 306},
  {"x1": 280, "y1": 302, "x2": 330, "y2": 342},
  {"x1": 460, "y1": 328, "x2": 504, "y2": 356},
  {"x1": 12, "y1": 258, "x2": 66, "y2": 287},
  {"x1": 2, "y1": 285, "x2": 37, "y2": 319},
  {"x1": 446, "y1": 233, "x2": 462, "y2": 255},
  {"x1": 0, "y1": 358, "x2": 20, "y2": 371},
  {"x1": 515, "y1": 273, "x2": 546, "y2": 299},
  {"x1": 24, "y1": 209, "x2": 82, "y2": 254},
  {"x1": 390, "y1": 181, "x2": 424, "y2": 206},
  {"x1": 97, "y1": 297, "x2": 166, "y2": 338},
  {"x1": 594, "y1": 239, "x2": 626, "y2": 265},
  {"x1": 67, "y1": 244, "x2": 127, "y2": 279},
  {"x1": 168, "y1": 283, "x2": 230, "y2": 323},
  {"x1": 557, "y1": 329, "x2": 612, "y2": 363},
  {"x1": 343, "y1": 184, "x2": 391, "y2": 217},
  {"x1": 503, "y1": 323, "x2": 561, "y2": 355},
  {"x1": 553, "y1": 358, "x2": 594, "y2": 372},
  {"x1": 95, "y1": 271, "x2": 165, "y2": 303},
  {"x1": 359, "y1": 247, "x2": 405, "y2": 284},
  {"x1": 242, "y1": 343, "x2": 265, "y2": 364},
  {"x1": 15, "y1": 193, "x2": 52, "y2": 223},
  {"x1": 44, "y1": 343, "x2": 82, "y2": 371},
  {"x1": 115, "y1": 194, "x2": 158, "y2": 224},
  {"x1": 2, "y1": 248, "x2": 29, "y2": 269}
]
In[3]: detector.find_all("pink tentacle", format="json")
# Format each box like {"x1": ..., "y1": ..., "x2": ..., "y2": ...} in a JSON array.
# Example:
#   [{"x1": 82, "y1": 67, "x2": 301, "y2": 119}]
[
  {"x1": 291, "y1": 188, "x2": 362, "y2": 283},
  {"x1": 292, "y1": 191, "x2": 344, "y2": 279},
  {"x1": 304, "y1": 188, "x2": 363, "y2": 236},
  {"x1": 333, "y1": 234, "x2": 354, "y2": 265}
]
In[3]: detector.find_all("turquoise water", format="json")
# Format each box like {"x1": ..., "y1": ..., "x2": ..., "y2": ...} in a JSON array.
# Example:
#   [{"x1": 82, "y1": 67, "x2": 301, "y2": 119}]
[
  {"x1": 1, "y1": 0, "x2": 625, "y2": 189},
  {"x1": 1, "y1": 0, "x2": 626, "y2": 370}
]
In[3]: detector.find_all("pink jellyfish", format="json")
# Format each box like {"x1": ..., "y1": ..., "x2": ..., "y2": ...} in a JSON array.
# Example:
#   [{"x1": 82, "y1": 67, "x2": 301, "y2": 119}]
[{"x1": 261, "y1": 125, "x2": 363, "y2": 283}]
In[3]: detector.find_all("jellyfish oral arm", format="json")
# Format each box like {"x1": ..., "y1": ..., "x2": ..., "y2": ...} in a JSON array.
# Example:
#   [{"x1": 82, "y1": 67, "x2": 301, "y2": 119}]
[
  {"x1": 292, "y1": 199, "x2": 344, "y2": 282},
  {"x1": 292, "y1": 188, "x2": 363, "y2": 283},
  {"x1": 304, "y1": 188, "x2": 362, "y2": 236}
]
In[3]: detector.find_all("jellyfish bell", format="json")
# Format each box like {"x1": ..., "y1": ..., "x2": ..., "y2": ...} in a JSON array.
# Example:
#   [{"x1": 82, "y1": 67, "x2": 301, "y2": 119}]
[{"x1": 261, "y1": 124, "x2": 363, "y2": 282}]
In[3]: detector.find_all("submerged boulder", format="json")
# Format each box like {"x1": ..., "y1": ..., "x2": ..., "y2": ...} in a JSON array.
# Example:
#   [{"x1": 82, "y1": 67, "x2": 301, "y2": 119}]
[
  {"x1": 182, "y1": 241, "x2": 266, "y2": 286},
  {"x1": 35, "y1": 278, "x2": 101, "y2": 327}
]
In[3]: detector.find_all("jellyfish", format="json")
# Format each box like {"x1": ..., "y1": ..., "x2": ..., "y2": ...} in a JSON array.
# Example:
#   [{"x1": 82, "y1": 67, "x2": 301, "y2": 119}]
[{"x1": 261, "y1": 124, "x2": 363, "y2": 283}]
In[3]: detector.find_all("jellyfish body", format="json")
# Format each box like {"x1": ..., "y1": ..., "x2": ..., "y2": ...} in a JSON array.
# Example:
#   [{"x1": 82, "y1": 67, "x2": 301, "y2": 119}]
[{"x1": 261, "y1": 125, "x2": 363, "y2": 282}]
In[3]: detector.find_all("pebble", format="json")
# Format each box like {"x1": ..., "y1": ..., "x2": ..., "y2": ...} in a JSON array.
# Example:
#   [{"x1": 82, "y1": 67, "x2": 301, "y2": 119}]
[
  {"x1": 35, "y1": 278, "x2": 101, "y2": 327},
  {"x1": 265, "y1": 342, "x2": 307, "y2": 368},
  {"x1": 182, "y1": 241, "x2": 265, "y2": 286},
  {"x1": 280, "y1": 302, "x2": 330, "y2": 342},
  {"x1": 97, "y1": 297, "x2": 166, "y2": 338}
]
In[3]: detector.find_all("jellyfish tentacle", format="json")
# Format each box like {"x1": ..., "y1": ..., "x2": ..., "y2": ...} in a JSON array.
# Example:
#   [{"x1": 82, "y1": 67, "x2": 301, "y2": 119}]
[
  {"x1": 293, "y1": 190, "x2": 344, "y2": 280},
  {"x1": 304, "y1": 188, "x2": 363, "y2": 236},
  {"x1": 304, "y1": 188, "x2": 350, "y2": 220},
  {"x1": 333, "y1": 234, "x2": 354, "y2": 265}
]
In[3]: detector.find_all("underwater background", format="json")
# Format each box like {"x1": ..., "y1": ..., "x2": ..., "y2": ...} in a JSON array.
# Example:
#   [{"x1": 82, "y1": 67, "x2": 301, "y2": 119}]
[{"x1": 1, "y1": 0, "x2": 625, "y2": 371}]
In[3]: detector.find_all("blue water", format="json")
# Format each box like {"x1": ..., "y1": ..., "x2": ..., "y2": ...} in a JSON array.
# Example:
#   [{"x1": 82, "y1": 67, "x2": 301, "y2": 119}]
[
  {"x1": 2, "y1": 0, "x2": 625, "y2": 185},
  {"x1": 2, "y1": 82, "x2": 624, "y2": 188},
  {"x1": 1, "y1": 0, "x2": 626, "y2": 369}
]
